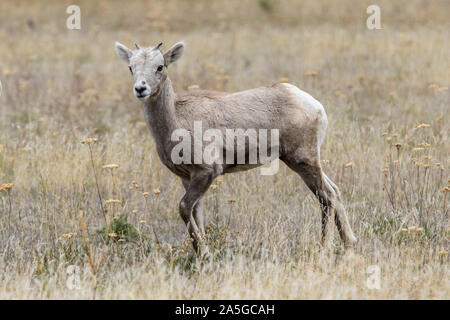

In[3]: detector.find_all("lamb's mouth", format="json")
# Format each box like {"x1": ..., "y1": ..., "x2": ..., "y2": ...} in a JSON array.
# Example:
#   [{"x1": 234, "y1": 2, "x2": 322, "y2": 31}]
[{"x1": 136, "y1": 93, "x2": 150, "y2": 100}]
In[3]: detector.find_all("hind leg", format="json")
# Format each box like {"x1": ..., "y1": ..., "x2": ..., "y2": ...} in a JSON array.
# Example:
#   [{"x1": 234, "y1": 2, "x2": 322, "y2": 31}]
[
  {"x1": 283, "y1": 157, "x2": 357, "y2": 248},
  {"x1": 323, "y1": 173, "x2": 357, "y2": 246}
]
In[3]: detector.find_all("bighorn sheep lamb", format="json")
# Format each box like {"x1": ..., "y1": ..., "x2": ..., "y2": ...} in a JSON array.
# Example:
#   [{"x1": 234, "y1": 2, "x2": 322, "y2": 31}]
[{"x1": 115, "y1": 41, "x2": 357, "y2": 258}]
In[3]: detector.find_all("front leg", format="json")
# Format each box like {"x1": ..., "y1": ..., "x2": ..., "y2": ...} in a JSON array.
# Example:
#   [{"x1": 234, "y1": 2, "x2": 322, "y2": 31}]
[
  {"x1": 182, "y1": 179, "x2": 205, "y2": 235},
  {"x1": 179, "y1": 171, "x2": 217, "y2": 258}
]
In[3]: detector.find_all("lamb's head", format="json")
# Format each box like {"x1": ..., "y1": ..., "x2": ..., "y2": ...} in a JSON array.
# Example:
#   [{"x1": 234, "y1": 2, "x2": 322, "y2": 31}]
[{"x1": 114, "y1": 41, "x2": 184, "y2": 101}]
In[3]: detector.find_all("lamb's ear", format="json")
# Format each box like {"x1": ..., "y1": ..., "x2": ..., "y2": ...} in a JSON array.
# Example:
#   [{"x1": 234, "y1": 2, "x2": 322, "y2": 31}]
[
  {"x1": 115, "y1": 42, "x2": 133, "y2": 63},
  {"x1": 164, "y1": 42, "x2": 185, "y2": 66}
]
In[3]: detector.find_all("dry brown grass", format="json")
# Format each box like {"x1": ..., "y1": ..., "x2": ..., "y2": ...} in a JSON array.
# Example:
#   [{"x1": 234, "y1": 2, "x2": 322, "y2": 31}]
[{"x1": 0, "y1": 0, "x2": 448, "y2": 299}]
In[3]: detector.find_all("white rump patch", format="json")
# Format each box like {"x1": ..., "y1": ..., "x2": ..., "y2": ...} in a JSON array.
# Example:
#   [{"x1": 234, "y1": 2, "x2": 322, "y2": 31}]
[{"x1": 283, "y1": 83, "x2": 328, "y2": 146}]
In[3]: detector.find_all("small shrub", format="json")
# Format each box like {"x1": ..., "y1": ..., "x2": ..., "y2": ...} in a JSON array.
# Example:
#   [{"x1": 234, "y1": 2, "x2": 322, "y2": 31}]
[{"x1": 97, "y1": 214, "x2": 139, "y2": 242}]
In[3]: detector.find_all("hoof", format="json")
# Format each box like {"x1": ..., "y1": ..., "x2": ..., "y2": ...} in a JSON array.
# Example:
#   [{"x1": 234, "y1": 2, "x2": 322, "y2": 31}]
[
  {"x1": 197, "y1": 247, "x2": 211, "y2": 261},
  {"x1": 344, "y1": 235, "x2": 358, "y2": 249}
]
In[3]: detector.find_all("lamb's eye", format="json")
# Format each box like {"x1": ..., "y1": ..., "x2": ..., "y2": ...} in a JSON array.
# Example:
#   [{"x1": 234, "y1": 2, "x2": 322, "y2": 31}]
[
  {"x1": 128, "y1": 66, "x2": 133, "y2": 74},
  {"x1": 157, "y1": 65, "x2": 163, "y2": 72}
]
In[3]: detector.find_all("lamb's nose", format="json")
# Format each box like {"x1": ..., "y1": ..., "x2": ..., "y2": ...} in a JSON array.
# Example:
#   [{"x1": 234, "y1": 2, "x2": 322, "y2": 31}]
[{"x1": 134, "y1": 84, "x2": 147, "y2": 94}]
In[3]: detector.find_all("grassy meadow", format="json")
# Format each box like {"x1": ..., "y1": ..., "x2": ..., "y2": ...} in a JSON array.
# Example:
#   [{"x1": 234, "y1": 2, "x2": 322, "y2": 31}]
[{"x1": 0, "y1": 0, "x2": 448, "y2": 299}]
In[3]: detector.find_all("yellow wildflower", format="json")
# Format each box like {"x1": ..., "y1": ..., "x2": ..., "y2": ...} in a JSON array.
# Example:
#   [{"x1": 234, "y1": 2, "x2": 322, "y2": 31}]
[
  {"x1": 80, "y1": 137, "x2": 98, "y2": 145},
  {"x1": 102, "y1": 164, "x2": 119, "y2": 170},
  {"x1": 105, "y1": 199, "x2": 121, "y2": 204},
  {"x1": 344, "y1": 162, "x2": 354, "y2": 168},
  {"x1": 418, "y1": 142, "x2": 430, "y2": 148},
  {"x1": 304, "y1": 71, "x2": 318, "y2": 77},
  {"x1": 415, "y1": 123, "x2": 431, "y2": 129},
  {"x1": 0, "y1": 183, "x2": 13, "y2": 191}
]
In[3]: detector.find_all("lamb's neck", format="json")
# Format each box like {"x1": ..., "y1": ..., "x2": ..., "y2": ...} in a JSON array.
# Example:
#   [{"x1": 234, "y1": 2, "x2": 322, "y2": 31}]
[{"x1": 143, "y1": 78, "x2": 178, "y2": 147}]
